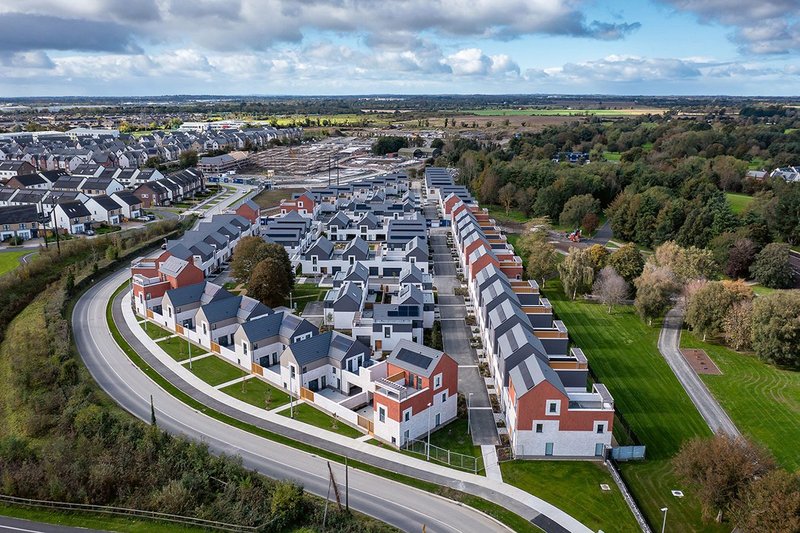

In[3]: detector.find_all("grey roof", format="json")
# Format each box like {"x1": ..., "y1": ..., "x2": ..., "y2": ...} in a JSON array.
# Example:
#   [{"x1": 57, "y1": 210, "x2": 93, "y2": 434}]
[
  {"x1": 240, "y1": 311, "x2": 284, "y2": 342},
  {"x1": 165, "y1": 282, "x2": 234, "y2": 308},
  {"x1": 388, "y1": 340, "x2": 444, "y2": 377},
  {"x1": 329, "y1": 211, "x2": 350, "y2": 228},
  {"x1": 0, "y1": 205, "x2": 39, "y2": 225},
  {"x1": 58, "y1": 201, "x2": 90, "y2": 218},
  {"x1": 159, "y1": 256, "x2": 190, "y2": 277},
  {"x1": 91, "y1": 194, "x2": 121, "y2": 211},
  {"x1": 343, "y1": 236, "x2": 369, "y2": 259},
  {"x1": 400, "y1": 264, "x2": 424, "y2": 284},
  {"x1": 509, "y1": 355, "x2": 566, "y2": 397},
  {"x1": 112, "y1": 190, "x2": 142, "y2": 207},
  {"x1": 201, "y1": 296, "x2": 245, "y2": 323}
]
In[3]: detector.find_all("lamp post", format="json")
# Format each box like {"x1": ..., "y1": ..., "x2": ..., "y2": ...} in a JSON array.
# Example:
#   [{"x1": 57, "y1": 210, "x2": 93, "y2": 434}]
[
  {"x1": 467, "y1": 392, "x2": 473, "y2": 434},
  {"x1": 187, "y1": 333, "x2": 192, "y2": 370},
  {"x1": 426, "y1": 402, "x2": 432, "y2": 461},
  {"x1": 660, "y1": 507, "x2": 668, "y2": 533},
  {"x1": 289, "y1": 368, "x2": 295, "y2": 419}
]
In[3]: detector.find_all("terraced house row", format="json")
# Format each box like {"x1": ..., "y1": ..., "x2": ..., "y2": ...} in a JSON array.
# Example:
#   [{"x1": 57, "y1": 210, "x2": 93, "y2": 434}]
[{"x1": 428, "y1": 167, "x2": 615, "y2": 458}]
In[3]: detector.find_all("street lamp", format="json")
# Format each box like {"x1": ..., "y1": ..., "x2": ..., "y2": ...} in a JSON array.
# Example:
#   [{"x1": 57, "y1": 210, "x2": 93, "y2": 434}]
[
  {"x1": 426, "y1": 402, "x2": 432, "y2": 461},
  {"x1": 187, "y1": 333, "x2": 192, "y2": 370},
  {"x1": 467, "y1": 393, "x2": 473, "y2": 434},
  {"x1": 660, "y1": 507, "x2": 668, "y2": 533}
]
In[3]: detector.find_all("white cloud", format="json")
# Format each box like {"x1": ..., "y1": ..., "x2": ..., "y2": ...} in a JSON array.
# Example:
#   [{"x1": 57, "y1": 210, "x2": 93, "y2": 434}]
[{"x1": 444, "y1": 48, "x2": 519, "y2": 76}]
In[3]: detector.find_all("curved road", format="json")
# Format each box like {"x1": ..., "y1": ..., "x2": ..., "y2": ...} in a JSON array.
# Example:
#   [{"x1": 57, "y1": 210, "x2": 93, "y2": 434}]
[
  {"x1": 658, "y1": 307, "x2": 740, "y2": 436},
  {"x1": 74, "y1": 271, "x2": 515, "y2": 533}
]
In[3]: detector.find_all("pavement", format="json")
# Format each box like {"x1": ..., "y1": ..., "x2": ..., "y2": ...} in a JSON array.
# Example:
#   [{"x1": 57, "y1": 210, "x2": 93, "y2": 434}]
[
  {"x1": 0, "y1": 516, "x2": 105, "y2": 533},
  {"x1": 658, "y1": 307, "x2": 741, "y2": 436},
  {"x1": 430, "y1": 234, "x2": 499, "y2": 447},
  {"x1": 73, "y1": 268, "x2": 593, "y2": 533}
]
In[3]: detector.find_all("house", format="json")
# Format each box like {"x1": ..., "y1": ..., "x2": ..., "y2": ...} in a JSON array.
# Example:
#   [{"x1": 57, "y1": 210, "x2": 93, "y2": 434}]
[
  {"x1": 159, "y1": 282, "x2": 233, "y2": 331},
  {"x1": 199, "y1": 154, "x2": 240, "y2": 176},
  {"x1": 194, "y1": 295, "x2": 272, "y2": 350},
  {"x1": 323, "y1": 281, "x2": 365, "y2": 329},
  {"x1": 234, "y1": 199, "x2": 261, "y2": 225},
  {"x1": 4, "y1": 172, "x2": 52, "y2": 190},
  {"x1": 233, "y1": 311, "x2": 318, "y2": 371},
  {"x1": 280, "y1": 330, "x2": 371, "y2": 395},
  {"x1": 51, "y1": 201, "x2": 93, "y2": 234},
  {"x1": 85, "y1": 195, "x2": 124, "y2": 225},
  {"x1": 279, "y1": 192, "x2": 317, "y2": 219},
  {"x1": 133, "y1": 181, "x2": 171, "y2": 207},
  {"x1": 372, "y1": 341, "x2": 458, "y2": 447},
  {"x1": 112, "y1": 190, "x2": 143, "y2": 220},
  {"x1": 0, "y1": 205, "x2": 40, "y2": 241},
  {"x1": 131, "y1": 255, "x2": 206, "y2": 315},
  {"x1": 79, "y1": 176, "x2": 125, "y2": 197},
  {"x1": 0, "y1": 161, "x2": 36, "y2": 181}
]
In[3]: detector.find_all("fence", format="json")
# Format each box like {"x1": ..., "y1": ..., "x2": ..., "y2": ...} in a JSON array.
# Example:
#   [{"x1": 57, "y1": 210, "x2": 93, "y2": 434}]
[
  {"x1": 611, "y1": 445, "x2": 646, "y2": 461},
  {"x1": 403, "y1": 438, "x2": 480, "y2": 474},
  {"x1": 0, "y1": 494, "x2": 259, "y2": 533}
]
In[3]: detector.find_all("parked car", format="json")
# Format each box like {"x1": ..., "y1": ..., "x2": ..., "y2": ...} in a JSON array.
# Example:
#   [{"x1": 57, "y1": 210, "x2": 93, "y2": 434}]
[{"x1": 85, "y1": 229, "x2": 95, "y2": 236}]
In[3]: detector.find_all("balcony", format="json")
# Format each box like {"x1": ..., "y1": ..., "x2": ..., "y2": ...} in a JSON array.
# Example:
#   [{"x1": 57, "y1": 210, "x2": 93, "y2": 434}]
[{"x1": 567, "y1": 384, "x2": 614, "y2": 411}]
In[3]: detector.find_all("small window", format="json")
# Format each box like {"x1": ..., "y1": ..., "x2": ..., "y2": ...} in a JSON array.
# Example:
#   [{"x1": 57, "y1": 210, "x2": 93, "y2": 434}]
[
  {"x1": 596, "y1": 424, "x2": 604, "y2": 434},
  {"x1": 441, "y1": 392, "x2": 447, "y2": 403},
  {"x1": 379, "y1": 407, "x2": 386, "y2": 423},
  {"x1": 433, "y1": 373, "x2": 442, "y2": 389},
  {"x1": 384, "y1": 326, "x2": 391, "y2": 339},
  {"x1": 403, "y1": 408, "x2": 411, "y2": 422},
  {"x1": 535, "y1": 423, "x2": 543, "y2": 434}
]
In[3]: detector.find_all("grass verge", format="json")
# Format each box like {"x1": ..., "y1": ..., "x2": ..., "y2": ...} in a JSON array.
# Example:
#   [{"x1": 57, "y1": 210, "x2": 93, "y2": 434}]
[
  {"x1": 105, "y1": 282, "x2": 539, "y2": 533},
  {"x1": 220, "y1": 378, "x2": 290, "y2": 410},
  {"x1": 279, "y1": 402, "x2": 363, "y2": 438},
  {"x1": 0, "y1": 250, "x2": 28, "y2": 277}
]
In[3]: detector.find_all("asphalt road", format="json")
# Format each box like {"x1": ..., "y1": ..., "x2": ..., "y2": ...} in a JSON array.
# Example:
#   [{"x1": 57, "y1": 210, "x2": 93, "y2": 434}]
[
  {"x1": 0, "y1": 516, "x2": 103, "y2": 533},
  {"x1": 72, "y1": 271, "x2": 515, "y2": 533},
  {"x1": 658, "y1": 307, "x2": 741, "y2": 436},
  {"x1": 789, "y1": 250, "x2": 800, "y2": 285}
]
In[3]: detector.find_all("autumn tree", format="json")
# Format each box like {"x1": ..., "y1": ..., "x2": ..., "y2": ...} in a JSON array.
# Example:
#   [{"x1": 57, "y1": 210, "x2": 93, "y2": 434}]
[
  {"x1": 730, "y1": 469, "x2": 800, "y2": 533},
  {"x1": 751, "y1": 291, "x2": 800, "y2": 368},
  {"x1": 725, "y1": 238, "x2": 757, "y2": 279},
  {"x1": 498, "y1": 183, "x2": 518, "y2": 214},
  {"x1": 526, "y1": 242, "x2": 559, "y2": 288},
  {"x1": 750, "y1": 243, "x2": 795, "y2": 289},
  {"x1": 607, "y1": 243, "x2": 644, "y2": 284},
  {"x1": 722, "y1": 300, "x2": 753, "y2": 351},
  {"x1": 592, "y1": 266, "x2": 629, "y2": 312},
  {"x1": 558, "y1": 247, "x2": 595, "y2": 300},
  {"x1": 248, "y1": 258, "x2": 292, "y2": 308},
  {"x1": 585, "y1": 244, "x2": 609, "y2": 273},
  {"x1": 633, "y1": 265, "x2": 677, "y2": 325},
  {"x1": 581, "y1": 212, "x2": 600, "y2": 234},
  {"x1": 673, "y1": 434, "x2": 775, "y2": 523},
  {"x1": 231, "y1": 237, "x2": 294, "y2": 288},
  {"x1": 685, "y1": 280, "x2": 753, "y2": 341},
  {"x1": 652, "y1": 241, "x2": 717, "y2": 282},
  {"x1": 559, "y1": 194, "x2": 600, "y2": 229}
]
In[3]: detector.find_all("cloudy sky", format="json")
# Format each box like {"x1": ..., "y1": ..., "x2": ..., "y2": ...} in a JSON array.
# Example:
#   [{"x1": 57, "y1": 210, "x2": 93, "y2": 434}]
[{"x1": 0, "y1": 0, "x2": 799, "y2": 96}]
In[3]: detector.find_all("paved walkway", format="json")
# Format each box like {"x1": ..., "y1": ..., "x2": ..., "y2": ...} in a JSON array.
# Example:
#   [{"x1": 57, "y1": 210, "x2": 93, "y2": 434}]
[
  {"x1": 116, "y1": 285, "x2": 587, "y2": 532},
  {"x1": 481, "y1": 445, "x2": 503, "y2": 481},
  {"x1": 431, "y1": 234, "x2": 499, "y2": 446},
  {"x1": 215, "y1": 374, "x2": 256, "y2": 390},
  {"x1": 658, "y1": 307, "x2": 740, "y2": 436}
]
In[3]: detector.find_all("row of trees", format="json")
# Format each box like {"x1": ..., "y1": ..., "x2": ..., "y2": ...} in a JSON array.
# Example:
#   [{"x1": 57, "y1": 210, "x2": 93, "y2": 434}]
[
  {"x1": 230, "y1": 237, "x2": 295, "y2": 307},
  {"x1": 673, "y1": 433, "x2": 799, "y2": 530}
]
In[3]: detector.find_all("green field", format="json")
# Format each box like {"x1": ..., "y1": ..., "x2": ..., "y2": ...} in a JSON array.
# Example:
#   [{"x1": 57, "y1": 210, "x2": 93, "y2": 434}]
[
  {"x1": 188, "y1": 355, "x2": 247, "y2": 386},
  {"x1": 156, "y1": 336, "x2": 198, "y2": 362},
  {"x1": 544, "y1": 281, "x2": 719, "y2": 531},
  {"x1": 486, "y1": 205, "x2": 528, "y2": 224},
  {"x1": 428, "y1": 418, "x2": 482, "y2": 465},
  {"x1": 725, "y1": 193, "x2": 753, "y2": 214},
  {"x1": 681, "y1": 332, "x2": 800, "y2": 470},
  {"x1": 0, "y1": 250, "x2": 28, "y2": 276},
  {"x1": 252, "y1": 187, "x2": 304, "y2": 210},
  {"x1": 290, "y1": 283, "x2": 329, "y2": 314},
  {"x1": 501, "y1": 461, "x2": 640, "y2": 533},
  {"x1": 220, "y1": 378, "x2": 291, "y2": 410},
  {"x1": 278, "y1": 402, "x2": 363, "y2": 438},
  {"x1": 604, "y1": 151, "x2": 621, "y2": 161},
  {"x1": 142, "y1": 321, "x2": 173, "y2": 341},
  {"x1": 461, "y1": 108, "x2": 664, "y2": 117}
]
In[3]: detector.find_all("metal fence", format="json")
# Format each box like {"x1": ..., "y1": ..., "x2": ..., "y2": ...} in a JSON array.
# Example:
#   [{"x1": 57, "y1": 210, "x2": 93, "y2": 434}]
[
  {"x1": 0, "y1": 494, "x2": 260, "y2": 532},
  {"x1": 403, "y1": 438, "x2": 480, "y2": 474}
]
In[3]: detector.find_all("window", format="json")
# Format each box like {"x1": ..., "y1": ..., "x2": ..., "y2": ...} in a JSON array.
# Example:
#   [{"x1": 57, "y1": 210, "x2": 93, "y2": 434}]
[
  {"x1": 441, "y1": 392, "x2": 447, "y2": 403},
  {"x1": 383, "y1": 326, "x2": 391, "y2": 339},
  {"x1": 168, "y1": 307, "x2": 172, "y2": 317},
  {"x1": 596, "y1": 424, "x2": 605, "y2": 434},
  {"x1": 403, "y1": 408, "x2": 411, "y2": 422},
  {"x1": 546, "y1": 400, "x2": 560, "y2": 415},
  {"x1": 290, "y1": 366, "x2": 296, "y2": 378},
  {"x1": 433, "y1": 373, "x2": 442, "y2": 389},
  {"x1": 379, "y1": 407, "x2": 386, "y2": 423},
  {"x1": 535, "y1": 423, "x2": 543, "y2": 434},
  {"x1": 243, "y1": 343, "x2": 248, "y2": 355},
  {"x1": 202, "y1": 323, "x2": 207, "y2": 334}
]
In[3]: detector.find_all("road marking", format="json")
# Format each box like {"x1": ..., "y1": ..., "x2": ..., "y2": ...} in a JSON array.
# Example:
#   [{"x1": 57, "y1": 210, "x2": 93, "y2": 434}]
[{"x1": 0, "y1": 525, "x2": 47, "y2": 533}]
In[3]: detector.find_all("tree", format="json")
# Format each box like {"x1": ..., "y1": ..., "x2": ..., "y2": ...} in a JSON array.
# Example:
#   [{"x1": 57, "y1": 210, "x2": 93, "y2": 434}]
[
  {"x1": 145, "y1": 156, "x2": 162, "y2": 168},
  {"x1": 652, "y1": 241, "x2": 717, "y2": 282},
  {"x1": 751, "y1": 291, "x2": 800, "y2": 369},
  {"x1": 230, "y1": 237, "x2": 294, "y2": 288},
  {"x1": 730, "y1": 469, "x2": 800, "y2": 533},
  {"x1": 371, "y1": 136, "x2": 408, "y2": 155},
  {"x1": 585, "y1": 244, "x2": 609, "y2": 273},
  {"x1": 723, "y1": 300, "x2": 753, "y2": 351},
  {"x1": 592, "y1": 266, "x2": 629, "y2": 312},
  {"x1": 558, "y1": 247, "x2": 595, "y2": 300},
  {"x1": 685, "y1": 281, "x2": 752, "y2": 341},
  {"x1": 581, "y1": 212, "x2": 600, "y2": 234},
  {"x1": 633, "y1": 265, "x2": 677, "y2": 325},
  {"x1": 607, "y1": 243, "x2": 644, "y2": 284},
  {"x1": 725, "y1": 238, "x2": 757, "y2": 279},
  {"x1": 248, "y1": 258, "x2": 292, "y2": 308},
  {"x1": 559, "y1": 194, "x2": 600, "y2": 228},
  {"x1": 673, "y1": 434, "x2": 775, "y2": 523},
  {"x1": 498, "y1": 183, "x2": 518, "y2": 214},
  {"x1": 526, "y1": 242, "x2": 559, "y2": 288},
  {"x1": 179, "y1": 150, "x2": 198, "y2": 168},
  {"x1": 750, "y1": 243, "x2": 795, "y2": 289}
]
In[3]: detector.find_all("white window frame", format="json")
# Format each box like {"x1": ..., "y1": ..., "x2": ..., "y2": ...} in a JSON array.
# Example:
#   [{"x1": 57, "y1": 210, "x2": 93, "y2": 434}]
[
  {"x1": 403, "y1": 408, "x2": 411, "y2": 422},
  {"x1": 546, "y1": 400, "x2": 560, "y2": 416},
  {"x1": 433, "y1": 373, "x2": 442, "y2": 390}
]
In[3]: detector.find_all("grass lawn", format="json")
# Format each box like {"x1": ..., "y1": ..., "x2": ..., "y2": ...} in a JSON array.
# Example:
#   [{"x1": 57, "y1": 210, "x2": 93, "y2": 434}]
[
  {"x1": 253, "y1": 188, "x2": 305, "y2": 210},
  {"x1": 220, "y1": 378, "x2": 291, "y2": 410},
  {"x1": 681, "y1": 332, "x2": 800, "y2": 470},
  {"x1": 141, "y1": 321, "x2": 173, "y2": 341},
  {"x1": 604, "y1": 151, "x2": 621, "y2": 161},
  {"x1": 725, "y1": 192, "x2": 753, "y2": 214},
  {"x1": 188, "y1": 355, "x2": 247, "y2": 386},
  {"x1": 156, "y1": 336, "x2": 200, "y2": 362},
  {"x1": 750, "y1": 284, "x2": 778, "y2": 296},
  {"x1": 486, "y1": 204, "x2": 528, "y2": 224},
  {"x1": 290, "y1": 283, "x2": 328, "y2": 314},
  {"x1": 0, "y1": 250, "x2": 27, "y2": 276},
  {"x1": 278, "y1": 402, "x2": 363, "y2": 438},
  {"x1": 544, "y1": 280, "x2": 719, "y2": 531},
  {"x1": 501, "y1": 461, "x2": 640, "y2": 533},
  {"x1": 428, "y1": 418, "x2": 483, "y2": 469}
]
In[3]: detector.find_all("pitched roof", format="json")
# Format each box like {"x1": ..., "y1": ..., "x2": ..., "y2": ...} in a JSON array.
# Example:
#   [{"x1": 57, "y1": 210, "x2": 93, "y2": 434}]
[
  {"x1": 388, "y1": 340, "x2": 445, "y2": 377},
  {"x1": 57, "y1": 201, "x2": 91, "y2": 218},
  {"x1": 0, "y1": 205, "x2": 39, "y2": 225}
]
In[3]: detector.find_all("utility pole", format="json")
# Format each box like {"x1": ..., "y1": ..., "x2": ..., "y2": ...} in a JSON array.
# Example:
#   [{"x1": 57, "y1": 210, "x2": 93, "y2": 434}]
[
  {"x1": 467, "y1": 392, "x2": 473, "y2": 434},
  {"x1": 150, "y1": 395, "x2": 156, "y2": 426},
  {"x1": 426, "y1": 402, "x2": 432, "y2": 461},
  {"x1": 345, "y1": 456, "x2": 349, "y2": 512}
]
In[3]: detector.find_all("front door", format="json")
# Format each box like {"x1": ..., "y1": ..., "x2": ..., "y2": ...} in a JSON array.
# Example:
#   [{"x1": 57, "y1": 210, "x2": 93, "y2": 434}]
[
  {"x1": 595, "y1": 443, "x2": 605, "y2": 457},
  {"x1": 545, "y1": 442, "x2": 554, "y2": 456},
  {"x1": 375, "y1": 340, "x2": 382, "y2": 350},
  {"x1": 321, "y1": 376, "x2": 327, "y2": 389},
  {"x1": 309, "y1": 379, "x2": 319, "y2": 392}
]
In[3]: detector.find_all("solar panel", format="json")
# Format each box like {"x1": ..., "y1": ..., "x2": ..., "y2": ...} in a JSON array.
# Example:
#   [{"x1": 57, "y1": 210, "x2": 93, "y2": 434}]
[{"x1": 396, "y1": 348, "x2": 432, "y2": 370}]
